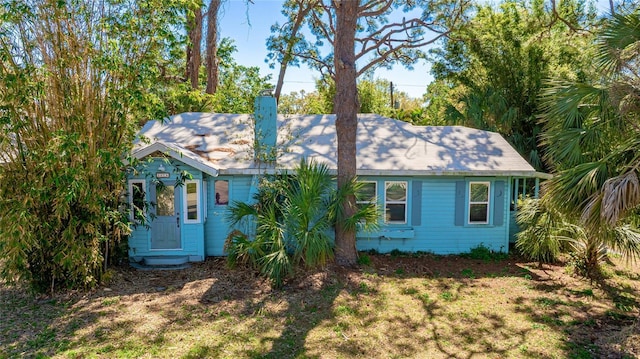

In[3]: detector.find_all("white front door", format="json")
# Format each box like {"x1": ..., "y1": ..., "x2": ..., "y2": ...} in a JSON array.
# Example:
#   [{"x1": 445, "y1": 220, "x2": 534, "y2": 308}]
[{"x1": 151, "y1": 183, "x2": 181, "y2": 249}]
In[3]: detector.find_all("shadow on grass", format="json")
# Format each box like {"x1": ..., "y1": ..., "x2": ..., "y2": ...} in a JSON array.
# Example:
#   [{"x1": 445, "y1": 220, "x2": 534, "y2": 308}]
[
  {"x1": 2, "y1": 253, "x2": 638, "y2": 358},
  {"x1": 196, "y1": 265, "x2": 350, "y2": 358},
  {"x1": 0, "y1": 284, "x2": 95, "y2": 358},
  {"x1": 515, "y1": 261, "x2": 640, "y2": 359}
]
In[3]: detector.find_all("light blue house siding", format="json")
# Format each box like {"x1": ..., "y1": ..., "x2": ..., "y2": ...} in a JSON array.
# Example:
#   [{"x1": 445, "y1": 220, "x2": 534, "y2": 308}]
[
  {"x1": 128, "y1": 159, "x2": 526, "y2": 261},
  {"x1": 355, "y1": 176, "x2": 511, "y2": 254},
  {"x1": 128, "y1": 169, "x2": 516, "y2": 258},
  {"x1": 203, "y1": 175, "x2": 253, "y2": 256},
  {"x1": 128, "y1": 159, "x2": 206, "y2": 262}
]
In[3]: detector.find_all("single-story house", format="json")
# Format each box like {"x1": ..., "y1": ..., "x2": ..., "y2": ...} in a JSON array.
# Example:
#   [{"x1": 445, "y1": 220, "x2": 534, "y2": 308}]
[{"x1": 127, "y1": 96, "x2": 549, "y2": 264}]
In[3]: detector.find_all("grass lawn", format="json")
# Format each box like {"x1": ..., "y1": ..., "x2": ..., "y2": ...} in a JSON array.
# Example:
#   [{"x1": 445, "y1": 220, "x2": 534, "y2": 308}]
[{"x1": 1, "y1": 252, "x2": 638, "y2": 359}]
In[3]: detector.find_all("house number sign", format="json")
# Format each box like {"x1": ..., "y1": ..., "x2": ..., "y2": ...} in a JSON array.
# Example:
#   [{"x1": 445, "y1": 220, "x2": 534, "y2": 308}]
[{"x1": 156, "y1": 172, "x2": 170, "y2": 178}]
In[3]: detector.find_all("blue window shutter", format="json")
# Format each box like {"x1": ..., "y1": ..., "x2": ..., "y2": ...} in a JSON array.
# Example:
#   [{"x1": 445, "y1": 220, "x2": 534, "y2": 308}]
[
  {"x1": 493, "y1": 181, "x2": 505, "y2": 226},
  {"x1": 455, "y1": 181, "x2": 465, "y2": 226},
  {"x1": 411, "y1": 181, "x2": 422, "y2": 226}
]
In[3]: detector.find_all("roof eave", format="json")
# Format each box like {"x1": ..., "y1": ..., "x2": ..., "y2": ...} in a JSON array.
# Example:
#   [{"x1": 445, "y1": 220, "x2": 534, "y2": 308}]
[{"x1": 218, "y1": 167, "x2": 551, "y2": 179}]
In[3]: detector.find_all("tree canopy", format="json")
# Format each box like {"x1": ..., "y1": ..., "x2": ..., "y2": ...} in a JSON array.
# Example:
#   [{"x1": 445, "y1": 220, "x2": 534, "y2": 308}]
[{"x1": 425, "y1": 0, "x2": 599, "y2": 170}]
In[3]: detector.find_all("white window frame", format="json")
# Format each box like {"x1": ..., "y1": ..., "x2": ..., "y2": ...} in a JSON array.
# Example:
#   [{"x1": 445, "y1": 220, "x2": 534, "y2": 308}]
[
  {"x1": 384, "y1": 181, "x2": 408, "y2": 224},
  {"x1": 468, "y1": 181, "x2": 490, "y2": 224},
  {"x1": 183, "y1": 179, "x2": 201, "y2": 224},
  {"x1": 128, "y1": 179, "x2": 146, "y2": 222}
]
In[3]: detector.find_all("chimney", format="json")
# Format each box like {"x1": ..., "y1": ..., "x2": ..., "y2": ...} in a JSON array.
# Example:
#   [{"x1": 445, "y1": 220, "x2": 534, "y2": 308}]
[{"x1": 253, "y1": 94, "x2": 277, "y2": 162}]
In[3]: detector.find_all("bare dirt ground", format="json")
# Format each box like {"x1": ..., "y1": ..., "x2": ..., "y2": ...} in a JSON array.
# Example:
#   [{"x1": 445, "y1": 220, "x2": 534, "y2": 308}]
[{"x1": 1, "y1": 253, "x2": 639, "y2": 358}]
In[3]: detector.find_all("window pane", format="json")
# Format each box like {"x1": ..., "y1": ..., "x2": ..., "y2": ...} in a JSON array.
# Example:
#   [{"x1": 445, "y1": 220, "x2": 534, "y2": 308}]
[
  {"x1": 386, "y1": 204, "x2": 406, "y2": 223},
  {"x1": 470, "y1": 183, "x2": 489, "y2": 202},
  {"x1": 215, "y1": 180, "x2": 229, "y2": 205},
  {"x1": 469, "y1": 203, "x2": 488, "y2": 223},
  {"x1": 156, "y1": 185, "x2": 174, "y2": 216},
  {"x1": 132, "y1": 182, "x2": 145, "y2": 220},
  {"x1": 187, "y1": 182, "x2": 198, "y2": 220},
  {"x1": 386, "y1": 182, "x2": 407, "y2": 201},
  {"x1": 357, "y1": 182, "x2": 376, "y2": 202}
]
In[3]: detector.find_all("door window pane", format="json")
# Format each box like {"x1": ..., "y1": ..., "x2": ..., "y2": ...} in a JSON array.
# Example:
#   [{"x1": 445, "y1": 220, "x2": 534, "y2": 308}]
[{"x1": 156, "y1": 185, "x2": 174, "y2": 216}]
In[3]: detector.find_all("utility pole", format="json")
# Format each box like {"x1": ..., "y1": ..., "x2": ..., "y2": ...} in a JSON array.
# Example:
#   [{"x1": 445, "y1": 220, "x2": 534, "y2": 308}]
[{"x1": 390, "y1": 81, "x2": 394, "y2": 109}]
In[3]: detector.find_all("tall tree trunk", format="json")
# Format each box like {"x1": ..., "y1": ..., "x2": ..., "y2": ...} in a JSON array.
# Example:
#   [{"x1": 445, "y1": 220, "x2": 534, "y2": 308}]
[
  {"x1": 333, "y1": 0, "x2": 359, "y2": 266},
  {"x1": 205, "y1": 0, "x2": 221, "y2": 94},
  {"x1": 186, "y1": 4, "x2": 203, "y2": 90}
]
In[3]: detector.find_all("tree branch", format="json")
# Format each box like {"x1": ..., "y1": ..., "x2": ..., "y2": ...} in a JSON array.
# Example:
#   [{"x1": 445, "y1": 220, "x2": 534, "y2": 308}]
[{"x1": 359, "y1": 0, "x2": 393, "y2": 17}]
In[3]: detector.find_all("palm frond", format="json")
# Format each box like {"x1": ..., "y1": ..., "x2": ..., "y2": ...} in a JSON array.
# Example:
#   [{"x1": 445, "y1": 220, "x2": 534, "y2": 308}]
[
  {"x1": 610, "y1": 225, "x2": 640, "y2": 261},
  {"x1": 225, "y1": 201, "x2": 258, "y2": 226},
  {"x1": 515, "y1": 198, "x2": 565, "y2": 263},
  {"x1": 599, "y1": 170, "x2": 640, "y2": 226},
  {"x1": 597, "y1": 10, "x2": 640, "y2": 75}
]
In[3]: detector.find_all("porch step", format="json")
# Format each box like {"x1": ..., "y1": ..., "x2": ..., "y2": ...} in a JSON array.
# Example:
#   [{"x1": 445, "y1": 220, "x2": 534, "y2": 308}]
[{"x1": 142, "y1": 255, "x2": 190, "y2": 266}]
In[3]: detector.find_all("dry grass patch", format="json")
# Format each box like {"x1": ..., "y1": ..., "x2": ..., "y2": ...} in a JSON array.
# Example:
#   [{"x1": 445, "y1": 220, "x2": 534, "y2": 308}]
[{"x1": 1, "y1": 255, "x2": 638, "y2": 358}]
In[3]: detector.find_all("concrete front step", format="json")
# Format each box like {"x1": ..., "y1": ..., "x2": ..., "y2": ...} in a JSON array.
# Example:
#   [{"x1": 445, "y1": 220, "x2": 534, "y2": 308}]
[
  {"x1": 142, "y1": 255, "x2": 190, "y2": 266},
  {"x1": 129, "y1": 256, "x2": 191, "y2": 270}
]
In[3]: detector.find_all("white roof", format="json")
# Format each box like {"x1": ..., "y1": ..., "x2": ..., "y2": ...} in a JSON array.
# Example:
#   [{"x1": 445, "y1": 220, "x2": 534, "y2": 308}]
[{"x1": 133, "y1": 112, "x2": 548, "y2": 178}]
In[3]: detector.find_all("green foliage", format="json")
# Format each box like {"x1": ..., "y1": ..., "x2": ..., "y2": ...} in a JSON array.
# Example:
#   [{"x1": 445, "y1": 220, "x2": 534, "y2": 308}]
[
  {"x1": 149, "y1": 38, "x2": 273, "y2": 115},
  {"x1": 426, "y1": 0, "x2": 599, "y2": 170},
  {"x1": 390, "y1": 249, "x2": 407, "y2": 257},
  {"x1": 209, "y1": 38, "x2": 273, "y2": 113},
  {"x1": 278, "y1": 77, "x2": 424, "y2": 119},
  {"x1": 278, "y1": 89, "x2": 330, "y2": 114},
  {"x1": 516, "y1": 198, "x2": 566, "y2": 264},
  {"x1": 0, "y1": 0, "x2": 179, "y2": 292},
  {"x1": 357, "y1": 253, "x2": 372, "y2": 266},
  {"x1": 537, "y1": 9, "x2": 640, "y2": 278},
  {"x1": 225, "y1": 159, "x2": 378, "y2": 288},
  {"x1": 463, "y1": 243, "x2": 508, "y2": 261}
]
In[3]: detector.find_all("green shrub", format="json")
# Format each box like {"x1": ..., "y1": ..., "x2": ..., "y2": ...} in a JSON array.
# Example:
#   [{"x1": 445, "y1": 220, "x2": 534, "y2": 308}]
[
  {"x1": 463, "y1": 244, "x2": 508, "y2": 261},
  {"x1": 357, "y1": 254, "x2": 372, "y2": 266}
]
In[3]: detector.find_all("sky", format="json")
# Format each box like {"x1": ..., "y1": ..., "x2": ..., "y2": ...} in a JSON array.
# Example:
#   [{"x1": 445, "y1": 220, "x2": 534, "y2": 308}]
[
  {"x1": 217, "y1": 0, "x2": 614, "y2": 100},
  {"x1": 217, "y1": 0, "x2": 434, "y2": 99}
]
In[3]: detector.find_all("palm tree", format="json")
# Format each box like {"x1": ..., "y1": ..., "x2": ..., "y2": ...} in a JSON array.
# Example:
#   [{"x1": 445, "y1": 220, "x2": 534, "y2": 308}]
[
  {"x1": 225, "y1": 159, "x2": 378, "y2": 287},
  {"x1": 535, "y1": 10, "x2": 640, "y2": 276}
]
